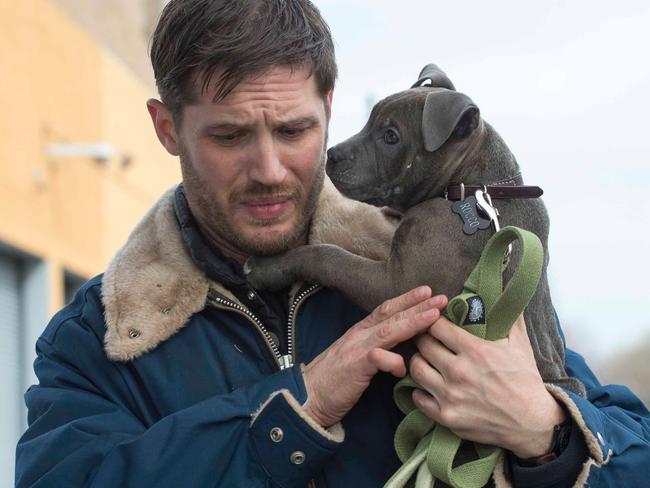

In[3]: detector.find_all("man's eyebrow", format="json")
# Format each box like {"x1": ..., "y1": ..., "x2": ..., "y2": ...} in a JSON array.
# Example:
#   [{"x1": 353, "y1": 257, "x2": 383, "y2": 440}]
[
  {"x1": 276, "y1": 116, "x2": 319, "y2": 127},
  {"x1": 201, "y1": 116, "x2": 319, "y2": 133},
  {"x1": 202, "y1": 122, "x2": 253, "y2": 133}
]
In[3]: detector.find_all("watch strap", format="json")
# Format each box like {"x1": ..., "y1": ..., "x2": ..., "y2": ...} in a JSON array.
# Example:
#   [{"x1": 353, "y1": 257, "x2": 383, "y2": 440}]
[{"x1": 516, "y1": 419, "x2": 572, "y2": 467}]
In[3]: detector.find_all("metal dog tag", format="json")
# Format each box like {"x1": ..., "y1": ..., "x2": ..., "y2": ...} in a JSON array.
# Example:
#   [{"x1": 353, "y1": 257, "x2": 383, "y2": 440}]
[{"x1": 451, "y1": 196, "x2": 492, "y2": 235}]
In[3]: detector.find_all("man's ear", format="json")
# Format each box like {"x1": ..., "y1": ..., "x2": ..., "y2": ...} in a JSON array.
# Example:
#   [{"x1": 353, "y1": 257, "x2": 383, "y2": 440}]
[
  {"x1": 325, "y1": 90, "x2": 333, "y2": 121},
  {"x1": 146, "y1": 99, "x2": 180, "y2": 156}
]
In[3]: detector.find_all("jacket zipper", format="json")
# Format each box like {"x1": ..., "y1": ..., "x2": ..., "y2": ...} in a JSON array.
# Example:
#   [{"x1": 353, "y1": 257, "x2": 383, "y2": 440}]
[
  {"x1": 207, "y1": 284, "x2": 320, "y2": 370},
  {"x1": 207, "y1": 291, "x2": 284, "y2": 368},
  {"x1": 286, "y1": 284, "x2": 320, "y2": 366}
]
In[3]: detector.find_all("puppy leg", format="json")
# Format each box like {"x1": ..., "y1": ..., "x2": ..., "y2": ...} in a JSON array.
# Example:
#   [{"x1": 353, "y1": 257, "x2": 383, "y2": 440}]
[{"x1": 245, "y1": 244, "x2": 398, "y2": 311}]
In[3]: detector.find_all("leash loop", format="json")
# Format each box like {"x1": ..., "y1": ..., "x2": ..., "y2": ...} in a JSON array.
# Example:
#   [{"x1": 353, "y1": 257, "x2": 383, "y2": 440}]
[{"x1": 385, "y1": 226, "x2": 544, "y2": 488}]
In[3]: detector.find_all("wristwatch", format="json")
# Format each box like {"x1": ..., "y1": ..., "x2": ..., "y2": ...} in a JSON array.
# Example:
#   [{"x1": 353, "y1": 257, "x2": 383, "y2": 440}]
[{"x1": 516, "y1": 419, "x2": 572, "y2": 467}]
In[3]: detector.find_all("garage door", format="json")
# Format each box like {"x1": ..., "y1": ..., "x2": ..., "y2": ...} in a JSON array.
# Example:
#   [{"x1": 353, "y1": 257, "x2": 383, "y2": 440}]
[{"x1": 0, "y1": 253, "x2": 22, "y2": 487}]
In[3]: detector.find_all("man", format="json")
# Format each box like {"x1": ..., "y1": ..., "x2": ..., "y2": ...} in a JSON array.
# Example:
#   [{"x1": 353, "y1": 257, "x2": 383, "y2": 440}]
[{"x1": 15, "y1": 0, "x2": 649, "y2": 486}]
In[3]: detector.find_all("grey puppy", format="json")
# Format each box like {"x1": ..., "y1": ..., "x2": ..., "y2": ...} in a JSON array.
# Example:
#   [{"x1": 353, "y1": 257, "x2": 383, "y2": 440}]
[{"x1": 246, "y1": 65, "x2": 583, "y2": 393}]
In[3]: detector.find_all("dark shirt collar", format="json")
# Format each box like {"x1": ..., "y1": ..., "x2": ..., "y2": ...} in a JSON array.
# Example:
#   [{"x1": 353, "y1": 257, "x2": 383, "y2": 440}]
[{"x1": 173, "y1": 184, "x2": 246, "y2": 289}]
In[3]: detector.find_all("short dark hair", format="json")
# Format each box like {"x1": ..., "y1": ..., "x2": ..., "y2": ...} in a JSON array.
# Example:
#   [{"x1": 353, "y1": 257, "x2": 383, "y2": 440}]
[{"x1": 150, "y1": 0, "x2": 337, "y2": 124}]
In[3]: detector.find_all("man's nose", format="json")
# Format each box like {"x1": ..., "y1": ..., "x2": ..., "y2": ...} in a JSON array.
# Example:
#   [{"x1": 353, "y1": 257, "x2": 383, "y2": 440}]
[{"x1": 248, "y1": 136, "x2": 288, "y2": 186}]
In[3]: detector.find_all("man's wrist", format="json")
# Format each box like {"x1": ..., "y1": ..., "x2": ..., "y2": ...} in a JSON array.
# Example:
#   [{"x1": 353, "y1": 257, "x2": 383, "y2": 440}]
[
  {"x1": 302, "y1": 399, "x2": 327, "y2": 427},
  {"x1": 516, "y1": 419, "x2": 572, "y2": 466},
  {"x1": 508, "y1": 420, "x2": 588, "y2": 487},
  {"x1": 301, "y1": 364, "x2": 333, "y2": 428},
  {"x1": 509, "y1": 394, "x2": 567, "y2": 458}
]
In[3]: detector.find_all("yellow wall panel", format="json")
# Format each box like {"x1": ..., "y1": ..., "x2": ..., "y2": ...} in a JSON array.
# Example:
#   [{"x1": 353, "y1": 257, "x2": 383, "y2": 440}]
[{"x1": 0, "y1": 0, "x2": 180, "y2": 311}]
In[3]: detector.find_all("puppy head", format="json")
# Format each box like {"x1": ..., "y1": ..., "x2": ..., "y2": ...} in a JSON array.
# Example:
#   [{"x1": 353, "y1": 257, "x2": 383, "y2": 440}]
[{"x1": 327, "y1": 65, "x2": 481, "y2": 211}]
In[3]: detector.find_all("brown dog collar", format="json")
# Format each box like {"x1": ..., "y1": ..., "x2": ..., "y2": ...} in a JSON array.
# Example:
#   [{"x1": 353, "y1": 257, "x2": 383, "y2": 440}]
[{"x1": 445, "y1": 174, "x2": 544, "y2": 201}]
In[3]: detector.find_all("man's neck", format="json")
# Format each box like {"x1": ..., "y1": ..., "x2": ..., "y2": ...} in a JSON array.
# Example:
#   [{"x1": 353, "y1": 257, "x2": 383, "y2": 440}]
[
  {"x1": 199, "y1": 221, "x2": 310, "y2": 265},
  {"x1": 202, "y1": 227, "x2": 251, "y2": 264}
]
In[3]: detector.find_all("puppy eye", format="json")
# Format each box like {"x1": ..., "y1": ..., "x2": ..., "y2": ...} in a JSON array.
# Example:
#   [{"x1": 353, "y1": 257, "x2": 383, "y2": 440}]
[{"x1": 384, "y1": 128, "x2": 400, "y2": 145}]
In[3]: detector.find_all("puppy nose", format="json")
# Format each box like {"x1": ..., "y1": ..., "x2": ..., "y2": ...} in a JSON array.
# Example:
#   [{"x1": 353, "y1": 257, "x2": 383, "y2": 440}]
[{"x1": 327, "y1": 146, "x2": 347, "y2": 165}]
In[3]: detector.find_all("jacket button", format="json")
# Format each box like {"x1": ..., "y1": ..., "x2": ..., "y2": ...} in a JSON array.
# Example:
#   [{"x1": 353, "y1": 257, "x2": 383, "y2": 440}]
[
  {"x1": 290, "y1": 451, "x2": 305, "y2": 465},
  {"x1": 270, "y1": 427, "x2": 284, "y2": 443},
  {"x1": 128, "y1": 328, "x2": 141, "y2": 339},
  {"x1": 247, "y1": 290, "x2": 256, "y2": 300}
]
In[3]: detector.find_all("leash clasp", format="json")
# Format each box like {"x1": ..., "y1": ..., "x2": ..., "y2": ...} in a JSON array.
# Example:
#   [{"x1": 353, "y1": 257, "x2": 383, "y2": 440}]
[
  {"x1": 475, "y1": 188, "x2": 513, "y2": 263},
  {"x1": 475, "y1": 188, "x2": 500, "y2": 232}
]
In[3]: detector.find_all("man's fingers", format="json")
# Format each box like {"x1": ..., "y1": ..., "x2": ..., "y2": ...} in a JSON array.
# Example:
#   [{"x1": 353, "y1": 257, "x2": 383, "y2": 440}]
[
  {"x1": 505, "y1": 315, "x2": 536, "y2": 357},
  {"x1": 365, "y1": 286, "x2": 433, "y2": 327},
  {"x1": 412, "y1": 293, "x2": 448, "y2": 315},
  {"x1": 369, "y1": 300, "x2": 444, "y2": 349},
  {"x1": 412, "y1": 389, "x2": 441, "y2": 419},
  {"x1": 507, "y1": 315, "x2": 528, "y2": 342},
  {"x1": 367, "y1": 348, "x2": 406, "y2": 378},
  {"x1": 410, "y1": 352, "x2": 445, "y2": 395},
  {"x1": 428, "y1": 315, "x2": 479, "y2": 354},
  {"x1": 415, "y1": 334, "x2": 455, "y2": 373}
]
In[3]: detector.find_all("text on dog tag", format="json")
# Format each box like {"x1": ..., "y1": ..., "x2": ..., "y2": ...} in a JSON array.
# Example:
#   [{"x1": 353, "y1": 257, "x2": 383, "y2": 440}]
[{"x1": 451, "y1": 196, "x2": 492, "y2": 235}]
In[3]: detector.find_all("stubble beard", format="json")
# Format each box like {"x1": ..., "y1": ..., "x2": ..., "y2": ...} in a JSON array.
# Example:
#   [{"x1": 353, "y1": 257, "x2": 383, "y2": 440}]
[{"x1": 179, "y1": 145, "x2": 326, "y2": 258}]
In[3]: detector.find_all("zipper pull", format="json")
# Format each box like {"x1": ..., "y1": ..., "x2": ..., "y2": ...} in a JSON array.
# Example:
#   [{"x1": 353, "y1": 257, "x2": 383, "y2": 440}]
[{"x1": 279, "y1": 354, "x2": 293, "y2": 370}]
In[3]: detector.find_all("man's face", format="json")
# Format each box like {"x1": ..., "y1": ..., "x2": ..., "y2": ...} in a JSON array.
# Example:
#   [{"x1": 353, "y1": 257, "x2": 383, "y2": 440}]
[{"x1": 174, "y1": 66, "x2": 330, "y2": 258}]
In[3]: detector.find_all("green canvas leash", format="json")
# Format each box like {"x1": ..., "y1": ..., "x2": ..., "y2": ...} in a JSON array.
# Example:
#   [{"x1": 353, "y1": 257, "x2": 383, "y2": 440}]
[{"x1": 384, "y1": 226, "x2": 544, "y2": 488}]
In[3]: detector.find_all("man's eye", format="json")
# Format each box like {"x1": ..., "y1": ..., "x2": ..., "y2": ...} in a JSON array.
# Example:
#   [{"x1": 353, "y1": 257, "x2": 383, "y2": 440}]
[
  {"x1": 279, "y1": 127, "x2": 307, "y2": 139},
  {"x1": 212, "y1": 132, "x2": 242, "y2": 144}
]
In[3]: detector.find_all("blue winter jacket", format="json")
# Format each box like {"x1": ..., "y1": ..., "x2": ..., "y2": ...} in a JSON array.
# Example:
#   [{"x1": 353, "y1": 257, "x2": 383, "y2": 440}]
[{"x1": 15, "y1": 188, "x2": 650, "y2": 487}]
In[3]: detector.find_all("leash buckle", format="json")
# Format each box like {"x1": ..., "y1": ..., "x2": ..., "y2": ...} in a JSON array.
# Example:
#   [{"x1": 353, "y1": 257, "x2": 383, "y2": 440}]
[
  {"x1": 475, "y1": 188, "x2": 500, "y2": 232},
  {"x1": 475, "y1": 188, "x2": 513, "y2": 262}
]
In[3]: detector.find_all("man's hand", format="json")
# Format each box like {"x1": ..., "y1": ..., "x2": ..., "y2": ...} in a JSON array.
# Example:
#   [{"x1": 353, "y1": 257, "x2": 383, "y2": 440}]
[
  {"x1": 302, "y1": 287, "x2": 448, "y2": 428},
  {"x1": 410, "y1": 312, "x2": 566, "y2": 459}
]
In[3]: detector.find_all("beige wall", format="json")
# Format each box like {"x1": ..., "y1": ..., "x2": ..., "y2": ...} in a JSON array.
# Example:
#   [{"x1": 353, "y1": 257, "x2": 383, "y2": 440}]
[
  {"x1": 0, "y1": 0, "x2": 179, "y2": 314},
  {"x1": 51, "y1": 0, "x2": 162, "y2": 86}
]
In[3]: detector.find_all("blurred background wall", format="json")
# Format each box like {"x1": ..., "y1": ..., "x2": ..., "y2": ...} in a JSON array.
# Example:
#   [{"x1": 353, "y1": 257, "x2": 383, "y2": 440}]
[
  {"x1": 1, "y1": 0, "x2": 648, "y2": 485},
  {"x1": 0, "y1": 1, "x2": 178, "y2": 484}
]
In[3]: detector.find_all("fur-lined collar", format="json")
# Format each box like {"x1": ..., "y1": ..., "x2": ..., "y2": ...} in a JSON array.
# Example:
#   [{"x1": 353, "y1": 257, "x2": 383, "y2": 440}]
[{"x1": 102, "y1": 178, "x2": 397, "y2": 361}]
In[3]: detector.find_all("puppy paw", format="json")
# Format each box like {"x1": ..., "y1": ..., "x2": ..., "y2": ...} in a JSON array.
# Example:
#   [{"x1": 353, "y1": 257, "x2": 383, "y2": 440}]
[{"x1": 244, "y1": 256, "x2": 296, "y2": 291}]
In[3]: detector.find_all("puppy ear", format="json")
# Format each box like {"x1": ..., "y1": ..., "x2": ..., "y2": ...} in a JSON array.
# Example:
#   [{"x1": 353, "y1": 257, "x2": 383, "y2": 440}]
[
  {"x1": 421, "y1": 91, "x2": 480, "y2": 152},
  {"x1": 412, "y1": 64, "x2": 455, "y2": 90}
]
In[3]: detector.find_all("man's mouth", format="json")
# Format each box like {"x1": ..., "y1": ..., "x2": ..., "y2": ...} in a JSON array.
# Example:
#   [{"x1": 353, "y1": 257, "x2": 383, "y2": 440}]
[{"x1": 242, "y1": 196, "x2": 294, "y2": 221}]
